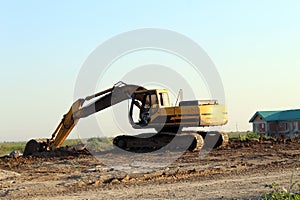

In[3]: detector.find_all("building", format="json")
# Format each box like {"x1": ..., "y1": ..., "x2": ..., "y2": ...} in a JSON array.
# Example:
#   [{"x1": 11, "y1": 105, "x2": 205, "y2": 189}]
[{"x1": 249, "y1": 109, "x2": 300, "y2": 138}]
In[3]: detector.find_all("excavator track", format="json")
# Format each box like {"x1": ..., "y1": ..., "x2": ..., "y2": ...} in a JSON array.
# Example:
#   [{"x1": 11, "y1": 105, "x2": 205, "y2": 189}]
[
  {"x1": 113, "y1": 132, "x2": 205, "y2": 153},
  {"x1": 113, "y1": 131, "x2": 229, "y2": 153},
  {"x1": 218, "y1": 132, "x2": 229, "y2": 148},
  {"x1": 197, "y1": 131, "x2": 229, "y2": 149},
  {"x1": 186, "y1": 132, "x2": 204, "y2": 152}
]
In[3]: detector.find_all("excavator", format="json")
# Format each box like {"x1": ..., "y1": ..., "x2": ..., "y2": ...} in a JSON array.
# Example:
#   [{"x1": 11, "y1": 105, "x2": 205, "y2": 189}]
[{"x1": 23, "y1": 82, "x2": 228, "y2": 156}]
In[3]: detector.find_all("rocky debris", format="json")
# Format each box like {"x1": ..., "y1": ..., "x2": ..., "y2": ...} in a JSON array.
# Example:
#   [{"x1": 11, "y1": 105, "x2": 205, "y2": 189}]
[
  {"x1": 0, "y1": 169, "x2": 20, "y2": 181},
  {"x1": 8, "y1": 151, "x2": 23, "y2": 158}
]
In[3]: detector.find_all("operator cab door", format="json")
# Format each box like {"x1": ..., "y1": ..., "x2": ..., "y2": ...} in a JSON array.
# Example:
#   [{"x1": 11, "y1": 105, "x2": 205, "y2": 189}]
[
  {"x1": 158, "y1": 92, "x2": 170, "y2": 107},
  {"x1": 129, "y1": 91, "x2": 158, "y2": 127}
]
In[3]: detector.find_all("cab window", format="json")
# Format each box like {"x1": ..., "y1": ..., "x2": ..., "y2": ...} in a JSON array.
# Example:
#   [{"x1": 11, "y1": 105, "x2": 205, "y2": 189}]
[{"x1": 159, "y1": 92, "x2": 169, "y2": 106}]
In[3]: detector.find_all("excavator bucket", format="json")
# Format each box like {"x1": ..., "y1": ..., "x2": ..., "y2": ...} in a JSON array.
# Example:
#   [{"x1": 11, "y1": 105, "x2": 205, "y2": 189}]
[{"x1": 23, "y1": 139, "x2": 48, "y2": 156}]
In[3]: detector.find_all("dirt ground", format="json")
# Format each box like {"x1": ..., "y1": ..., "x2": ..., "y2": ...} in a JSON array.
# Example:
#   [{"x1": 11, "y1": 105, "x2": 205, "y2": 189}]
[{"x1": 0, "y1": 139, "x2": 300, "y2": 199}]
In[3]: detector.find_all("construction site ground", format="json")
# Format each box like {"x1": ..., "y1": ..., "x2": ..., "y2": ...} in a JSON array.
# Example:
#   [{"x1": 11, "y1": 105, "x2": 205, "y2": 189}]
[{"x1": 0, "y1": 139, "x2": 300, "y2": 199}]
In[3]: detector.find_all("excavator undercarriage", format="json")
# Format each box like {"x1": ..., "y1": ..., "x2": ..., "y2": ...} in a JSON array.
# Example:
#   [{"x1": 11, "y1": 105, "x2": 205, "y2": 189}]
[{"x1": 113, "y1": 131, "x2": 228, "y2": 153}]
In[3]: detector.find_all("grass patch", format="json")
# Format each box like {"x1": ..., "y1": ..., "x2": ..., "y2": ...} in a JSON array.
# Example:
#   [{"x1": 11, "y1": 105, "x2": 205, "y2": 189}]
[
  {"x1": 0, "y1": 137, "x2": 114, "y2": 156},
  {"x1": 227, "y1": 131, "x2": 248, "y2": 140},
  {"x1": 0, "y1": 142, "x2": 26, "y2": 157},
  {"x1": 62, "y1": 139, "x2": 82, "y2": 147},
  {"x1": 227, "y1": 131, "x2": 260, "y2": 141},
  {"x1": 263, "y1": 170, "x2": 300, "y2": 199}
]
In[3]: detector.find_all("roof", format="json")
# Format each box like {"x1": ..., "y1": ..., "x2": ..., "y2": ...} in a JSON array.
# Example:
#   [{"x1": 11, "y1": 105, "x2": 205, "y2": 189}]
[{"x1": 249, "y1": 109, "x2": 300, "y2": 122}]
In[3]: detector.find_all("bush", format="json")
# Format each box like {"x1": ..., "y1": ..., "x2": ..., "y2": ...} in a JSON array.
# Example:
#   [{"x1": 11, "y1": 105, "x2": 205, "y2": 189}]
[
  {"x1": 246, "y1": 132, "x2": 260, "y2": 139},
  {"x1": 228, "y1": 132, "x2": 248, "y2": 140},
  {"x1": 239, "y1": 132, "x2": 260, "y2": 141},
  {"x1": 227, "y1": 131, "x2": 261, "y2": 141}
]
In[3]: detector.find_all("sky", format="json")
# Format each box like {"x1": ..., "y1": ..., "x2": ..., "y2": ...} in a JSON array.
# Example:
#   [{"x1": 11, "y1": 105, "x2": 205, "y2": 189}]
[{"x1": 0, "y1": 1, "x2": 300, "y2": 142}]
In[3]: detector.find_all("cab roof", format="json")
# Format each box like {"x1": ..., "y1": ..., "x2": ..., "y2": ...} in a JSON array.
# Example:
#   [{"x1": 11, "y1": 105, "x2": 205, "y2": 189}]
[{"x1": 134, "y1": 88, "x2": 169, "y2": 94}]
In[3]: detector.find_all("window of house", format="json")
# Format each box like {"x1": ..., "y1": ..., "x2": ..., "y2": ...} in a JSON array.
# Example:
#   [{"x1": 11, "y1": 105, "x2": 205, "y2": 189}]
[
  {"x1": 257, "y1": 123, "x2": 266, "y2": 133},
  {"x1": 269, "y1": 123, "x2": 276, "y2": 133},
  {"x1": 293, "y1": 121, "x2": 298, "y2": 130},
  {"x1": 279, "y1": 122, "x2": 288, "y2": 132}
]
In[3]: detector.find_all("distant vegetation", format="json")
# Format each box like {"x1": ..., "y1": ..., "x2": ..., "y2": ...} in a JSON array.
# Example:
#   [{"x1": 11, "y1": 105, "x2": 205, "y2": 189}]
[
  {"x1": 0, "y1": 142, "x2": 25, "y2": 157},
  {"x1": 62, "y1": 139, "x2": 83, "y2": 147},
  {"x1": 84, "y1": 137, "x2": 113, "y2": 152},
  {"x1": 227, "y1": 131, "x2": 261, "y2": 140},
  {"x1": 0, "y1": 137, "x2": 114, "y2": 157}
]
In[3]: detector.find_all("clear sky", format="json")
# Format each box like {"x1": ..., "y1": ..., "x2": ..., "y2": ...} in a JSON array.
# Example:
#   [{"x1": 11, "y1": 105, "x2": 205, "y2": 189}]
[{"x1": 1, "y1": 1, "x2": 299, "y2": 142}]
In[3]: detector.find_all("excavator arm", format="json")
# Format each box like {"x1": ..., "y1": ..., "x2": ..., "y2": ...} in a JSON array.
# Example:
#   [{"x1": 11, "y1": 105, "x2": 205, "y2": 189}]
[{"x1": 24, "y1": 82, "x2": 145, "y2": 156}]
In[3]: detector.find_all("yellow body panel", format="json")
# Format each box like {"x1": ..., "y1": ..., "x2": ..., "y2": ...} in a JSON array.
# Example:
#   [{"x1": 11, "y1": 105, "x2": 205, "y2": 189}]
[
  {"x1": 148, "y1": 103, "x2": 228, "y2": 128},
  {"x1": 199, "y1": 104, "x2": 228, "y2": 126}
]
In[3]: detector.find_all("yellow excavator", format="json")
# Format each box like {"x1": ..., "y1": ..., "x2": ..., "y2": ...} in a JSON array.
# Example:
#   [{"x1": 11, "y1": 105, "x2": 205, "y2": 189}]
[{"x1": 24, "y1": 82, "x2": 228, "y2": 156}]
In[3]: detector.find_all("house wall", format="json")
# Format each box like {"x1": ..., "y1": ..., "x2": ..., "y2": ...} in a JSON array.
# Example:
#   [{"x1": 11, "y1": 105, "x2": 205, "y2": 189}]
[
  {"x1": 252, "y1": 116, "x2": 267, "y2": 134},
  {"x1": 253, "y1": 123, "x2": 266, "y2": 133},
  {"x1": 278, "y1": 122, "x2": 288, "y2": 132},
  {"x1": 255, "y1": 120, "x2": 300, "y2": 138},
  {"x1": 269, "y1": 122, "x2": 276, "y2": 133}
]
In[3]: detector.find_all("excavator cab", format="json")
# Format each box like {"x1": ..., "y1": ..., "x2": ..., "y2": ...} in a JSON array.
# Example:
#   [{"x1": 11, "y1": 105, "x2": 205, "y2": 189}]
[{"x1": 129, "y1": 89, "x2": 170, "y2": 127}]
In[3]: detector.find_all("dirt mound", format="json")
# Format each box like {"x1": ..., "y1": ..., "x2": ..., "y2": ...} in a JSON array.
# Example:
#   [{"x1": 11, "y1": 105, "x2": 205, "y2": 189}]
[
  {"x1": 23, "y1": 148, "x2": 91, "y2": 158},
  {"x1": 225, "y1": 137, "x2": 300, "y2": 149}
]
